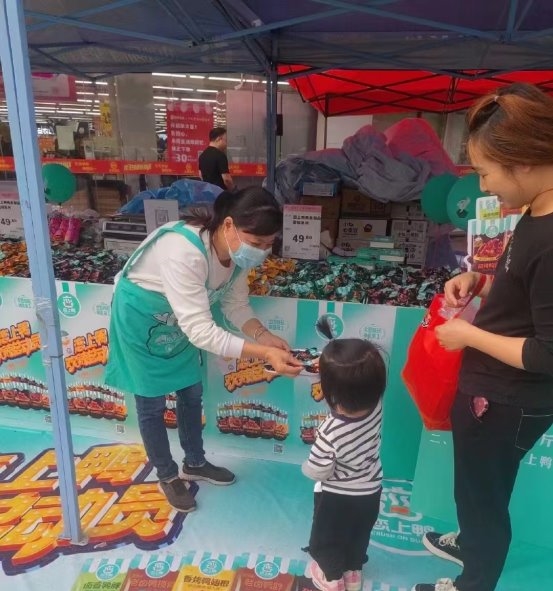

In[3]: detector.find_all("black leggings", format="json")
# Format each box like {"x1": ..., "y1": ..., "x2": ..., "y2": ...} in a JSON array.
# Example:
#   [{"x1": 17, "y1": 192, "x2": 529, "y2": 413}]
[{"x1": 307, "y1": 488, "x2": 381, "y2": 581}]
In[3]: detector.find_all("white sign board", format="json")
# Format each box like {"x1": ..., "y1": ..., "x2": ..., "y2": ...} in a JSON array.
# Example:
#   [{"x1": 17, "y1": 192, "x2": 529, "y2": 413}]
[
  {"x1": 0, "y1": 181, "x2": 23, "y2": 239},
  {"x1": 144, "y1": 199, "x2": 179, "y2": 235},
  {"x1": 282, "y1": 204, "x2": 322, "y2": 260}
]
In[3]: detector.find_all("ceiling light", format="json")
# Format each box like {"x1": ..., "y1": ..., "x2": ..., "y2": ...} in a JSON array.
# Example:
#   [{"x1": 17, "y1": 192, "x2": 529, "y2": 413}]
[
  {"x1": 180, "y1": 98, "x2": 216, "y2": 103},
  {"x1": 153, "y1": 85, "x2": 194, "y2": 92},
  {"x1": 196, "y1": 89, "x2": 218, "y2": 94},
  {"x1": 154, "y1": 96, "x2": 179, "y2": 101},
  {"x1": 153, "y1": 73, "x2": 188, "y2": 79},
  {"x1": 77, "y1": 91, "x2": 95, "y2": 96},
  {"x1": 209, "y1": 77, "x2": 242, "y2": 82},
  {"x1": 189, "y1": 75, "x2": 205, "y2": 79},
  {"x1": 76, "y1": 80, "x2": 108, "y2": 85}
]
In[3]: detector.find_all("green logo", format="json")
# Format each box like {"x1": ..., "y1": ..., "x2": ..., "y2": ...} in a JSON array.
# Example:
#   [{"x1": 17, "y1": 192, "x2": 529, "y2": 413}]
[
  {"x1": 370, "y1": 481, "x2": 440, "y2": 556},
  {"x1": 94, "y1": 302, "x2": 111, "y2": 317},
  {"x1": 200, "y1": 558, "x2": 223, "y2": 576},
  {"x1": 146, "y1": 560, "x2": 170, "y2": 579},
  {"x1": 96, "y1": 563, "x2": 120, "y2": 581},
  {"x1": 15, "y1": 295, "x2": 32, "y2": 309},
  {"x1": 485, "y1": 224, "x2": 500, "y2": 239},
  {"x1": 360, "y1": 324, "x2": 386, "y2": 342},
  {"x1": 57, "y1": 293, "x2": 81, "y2": 318},
  {"x1": 255, "y1": 561, "x2": 279, "y2": 580},
  {"x1": 316, "y1": 313, "x2": 344, "y2": 340}
]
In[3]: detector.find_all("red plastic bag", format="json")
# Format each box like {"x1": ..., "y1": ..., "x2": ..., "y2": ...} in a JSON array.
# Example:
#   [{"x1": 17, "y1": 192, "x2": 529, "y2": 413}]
[{"x1": 402, "y1": 283, "x2": 484, "y2": 431}]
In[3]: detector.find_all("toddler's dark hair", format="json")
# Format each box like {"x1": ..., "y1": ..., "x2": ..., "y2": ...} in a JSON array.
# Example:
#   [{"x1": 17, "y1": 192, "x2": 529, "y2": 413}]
[{"x1": 319, "y1": 338, "x2": 386, "y2": 413}]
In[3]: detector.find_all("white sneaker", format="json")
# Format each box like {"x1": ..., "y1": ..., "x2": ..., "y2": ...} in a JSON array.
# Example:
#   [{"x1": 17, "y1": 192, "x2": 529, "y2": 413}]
[
  {"x1": 411, "y1": 578, "x2": 459, "y2": 591},
  {"x1": 343, "y1": 570, "x2": 362, "y2": 591}
]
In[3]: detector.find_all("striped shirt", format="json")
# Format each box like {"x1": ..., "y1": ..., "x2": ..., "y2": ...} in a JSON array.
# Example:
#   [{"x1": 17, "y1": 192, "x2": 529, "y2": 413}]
[{"x1": 301, "y1": 401, "x2": 382, "y2": 496}]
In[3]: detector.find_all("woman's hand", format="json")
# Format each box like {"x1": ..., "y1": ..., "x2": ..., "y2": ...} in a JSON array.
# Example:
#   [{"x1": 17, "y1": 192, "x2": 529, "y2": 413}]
[
  {"x1": 256, "y1": 331, "x2": 291, "y2": 351},
  {"x1": 265, "y1": 348, "x2": 303, "y2": 377},
  {"x1": 444, "y1": 272, "x2": 481, "y2": 307},
  {"x1": 435, "y1": 318, "x2": 475, "y2": 351}
]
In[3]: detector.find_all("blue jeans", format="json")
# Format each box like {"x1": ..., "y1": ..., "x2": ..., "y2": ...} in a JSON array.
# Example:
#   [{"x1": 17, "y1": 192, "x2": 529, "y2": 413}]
[{"x1": 135, "y1": 382, "x2": 206, "y2": 482}]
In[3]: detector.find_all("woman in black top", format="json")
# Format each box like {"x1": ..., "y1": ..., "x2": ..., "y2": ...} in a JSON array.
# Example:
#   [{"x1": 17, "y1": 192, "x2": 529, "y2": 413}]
[{"x1": 413, "y1": 84, "x2": 553, "y2": 591}]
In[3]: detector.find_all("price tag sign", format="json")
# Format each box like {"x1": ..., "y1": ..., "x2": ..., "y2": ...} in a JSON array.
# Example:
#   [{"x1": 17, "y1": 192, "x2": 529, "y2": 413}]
[
  {"x1": 0, "y1": 182, "x2": 24, "y2": 239},
  {"x1": 144, "y1": 199, "x2": 179, "y2": 235},
  {"x1": 282, "y1": 204, "x2": 322, "y2": 260}
]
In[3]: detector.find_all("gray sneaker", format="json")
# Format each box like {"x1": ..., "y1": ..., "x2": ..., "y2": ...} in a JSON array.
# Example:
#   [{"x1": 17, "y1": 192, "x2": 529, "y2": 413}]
[
  {"x1": 182, "y1": 460, "x2": 236, "y2": 485},
  {"x1": 159, "y1": 477, "x2": 197, "y2": 512}
]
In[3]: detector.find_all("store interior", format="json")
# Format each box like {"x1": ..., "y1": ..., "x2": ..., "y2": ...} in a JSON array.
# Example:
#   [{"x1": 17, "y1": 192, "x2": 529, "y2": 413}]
[{"x1": 2, "y1": 2, "x2": 553, "y2": 591}]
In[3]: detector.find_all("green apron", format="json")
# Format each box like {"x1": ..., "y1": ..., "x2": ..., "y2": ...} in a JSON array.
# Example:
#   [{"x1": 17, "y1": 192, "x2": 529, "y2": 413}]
[{"x1": 104, "y1": 221, "x2": 241, "y2": 397}]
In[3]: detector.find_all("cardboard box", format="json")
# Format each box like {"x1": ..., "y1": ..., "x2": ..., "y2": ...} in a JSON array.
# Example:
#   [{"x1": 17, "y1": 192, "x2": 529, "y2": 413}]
[
  {"x1": 338, "y1": 218, "x2": 389, "y2": 241},
  {"x1": 301, "y1": 181, "x2": 338, "y2": 197},
  {"x1": 396, "y1": 240, "x2": 428, "y2": 266},
  {"x1": 341, "y1": 188, "x2": 391, "y2": 217},
  {"x1": 369, "y1": 236, "x2": 395, "y2": 249},
  {"x1": 390, "y1": 219, "x2": 429, "y2": 242},
  {"x1": 335, "y1": 237, "x2": 371, "y2": 253},
  {"x1": 301, "y1": 194, "x2": 342, "y2": 219},
  {"x1": 357, "y1": 247, "x2": 406, "y2": 264},
  {"x1": 104, "y1": 238, "x2": 142, "y2": 256},
  {"x1": 319, "y1": 218, "x2": 339, "y2": 257},
  {"x1": 390, "y1": 201, "x2": 425, "y2": 220}
]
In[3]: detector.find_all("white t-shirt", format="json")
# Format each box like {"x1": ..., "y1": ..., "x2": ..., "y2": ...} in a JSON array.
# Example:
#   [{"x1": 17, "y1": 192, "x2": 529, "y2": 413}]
[{"x1": 124, "y1": 224, "x2": 253, "y2": 359}]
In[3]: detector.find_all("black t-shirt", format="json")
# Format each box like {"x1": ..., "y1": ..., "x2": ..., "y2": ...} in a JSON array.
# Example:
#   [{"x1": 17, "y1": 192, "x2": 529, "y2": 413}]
[
  {"x1": 198, "y1": 146, "x2": 229, "y2": 190},
  {"x1": 459, "y1": 211, "x2": 553, "y2": 408}
]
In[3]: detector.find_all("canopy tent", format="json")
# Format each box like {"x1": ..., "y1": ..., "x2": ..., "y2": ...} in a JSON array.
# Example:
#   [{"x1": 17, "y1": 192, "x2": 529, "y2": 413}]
[
  {"x1": 3, "y1": 0, "x2": 553, "y2": 553},
  {"x1": 282, "y1": 68, "x2": 553, "y2": 115},
  {"x1": 17, "y1": 1, "x2": 553, "y2": 80}
]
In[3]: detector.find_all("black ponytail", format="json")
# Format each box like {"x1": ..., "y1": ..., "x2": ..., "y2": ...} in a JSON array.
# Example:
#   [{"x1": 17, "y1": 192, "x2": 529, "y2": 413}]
[{"x1": 182, "y1": 186, "x2": 282, "y2": 239}]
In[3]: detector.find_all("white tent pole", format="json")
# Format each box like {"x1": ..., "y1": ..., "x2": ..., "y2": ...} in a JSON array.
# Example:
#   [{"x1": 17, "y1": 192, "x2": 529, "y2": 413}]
[{"x1": 0, "y1": 0, "x2": 85, "y2": 544}]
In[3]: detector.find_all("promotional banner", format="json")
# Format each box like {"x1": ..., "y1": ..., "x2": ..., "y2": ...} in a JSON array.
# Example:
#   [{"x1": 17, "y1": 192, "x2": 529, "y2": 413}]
[
  {"x1": 0, "y1": 157, "x2": 266, "y2": 177},
  {"x1": 0, "y1": 277, "x2": 422, "y2": 478},
  {"x1": 410, "y1": 428, "x2": 553, "y2": 550},
  {"x1": 0, "y1": 277, "x2": 129, "y2": 439},
  {"x1": 0, "y1": 73, "x2": 76, "y2": 101},
  {"x1": 166, "y1": 103, "x2": 213, "y2": 165}
]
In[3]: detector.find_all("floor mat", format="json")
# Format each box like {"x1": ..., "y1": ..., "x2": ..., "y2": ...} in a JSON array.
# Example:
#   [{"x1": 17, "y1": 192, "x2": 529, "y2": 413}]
[{"x1": 0, "y1": 427, "x2": 551, "y2": 591}]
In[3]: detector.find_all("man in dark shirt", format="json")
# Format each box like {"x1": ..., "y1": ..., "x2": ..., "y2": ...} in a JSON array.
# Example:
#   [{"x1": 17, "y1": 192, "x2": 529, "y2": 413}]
[{"x1": 198, "y1": 127, "x2": 235, "y2": 191}]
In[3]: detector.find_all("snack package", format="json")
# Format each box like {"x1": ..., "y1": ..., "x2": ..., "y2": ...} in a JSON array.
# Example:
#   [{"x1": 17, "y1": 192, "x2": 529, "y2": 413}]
[{"x1": 467, "y1": 214, "x2": 522, "y2": 275}]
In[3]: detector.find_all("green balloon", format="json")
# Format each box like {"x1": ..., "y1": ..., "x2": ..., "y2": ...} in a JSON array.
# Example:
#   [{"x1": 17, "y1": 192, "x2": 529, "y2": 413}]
[
  {"x1": 42, "y1": 163, "x2": 76, "y2": 204},
  {"x1": 446, "y1": 173, "x2": 484, "y2": 230},
  {"x1": 421, "y1": 173, "x2": 458, "y2": 224}
]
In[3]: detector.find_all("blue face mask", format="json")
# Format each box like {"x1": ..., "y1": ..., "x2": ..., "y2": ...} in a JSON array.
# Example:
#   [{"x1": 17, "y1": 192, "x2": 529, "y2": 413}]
[{"x1": 225, "y1": 226, "x2": 271, "y2": 269}]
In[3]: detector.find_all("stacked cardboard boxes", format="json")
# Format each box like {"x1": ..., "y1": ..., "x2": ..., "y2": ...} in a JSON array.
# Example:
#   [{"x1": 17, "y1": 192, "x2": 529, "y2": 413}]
[
  {"x1": 336, "y1": 188, "x2": 391, "y2": 255},
  {"x1": 300, "y1": 182, "x2": 341, "y2": 255},
  {"x1": 390, "y1": 201, "x2": 429, "y2": 266}
]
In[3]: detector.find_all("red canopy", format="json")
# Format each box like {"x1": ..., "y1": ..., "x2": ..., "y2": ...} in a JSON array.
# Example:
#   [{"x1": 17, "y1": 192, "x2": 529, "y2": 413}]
[{"x1": 282, "y1": 67, "x2": 553, "y2": 115}]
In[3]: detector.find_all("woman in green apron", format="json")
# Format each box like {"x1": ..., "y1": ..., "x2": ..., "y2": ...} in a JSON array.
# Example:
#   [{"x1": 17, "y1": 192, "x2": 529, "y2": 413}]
[{"x1": 105, "y1": 187, "x2": 302, "y2": 512}]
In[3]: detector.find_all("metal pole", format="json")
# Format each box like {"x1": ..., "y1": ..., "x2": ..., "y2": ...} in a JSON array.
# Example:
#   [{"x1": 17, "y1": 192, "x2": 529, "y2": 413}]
[
  {"x1": 0, "y1": 0, "x2": 85, "y2": 544},
  {"x1": 266, "y1": 65, "x2": 278, "y2": 193},
  {"x1": 323, "y1": 96, "x2": 329, "y2": 149}
]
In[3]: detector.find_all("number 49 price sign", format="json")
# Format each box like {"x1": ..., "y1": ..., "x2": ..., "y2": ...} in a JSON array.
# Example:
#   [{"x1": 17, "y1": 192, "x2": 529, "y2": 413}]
[
  {"x1": 0, "y1": 182, "x2": 24, "y2": 240},
  {"x1": 282, "y1": 204, "x2": 322, "y2": 260}
]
